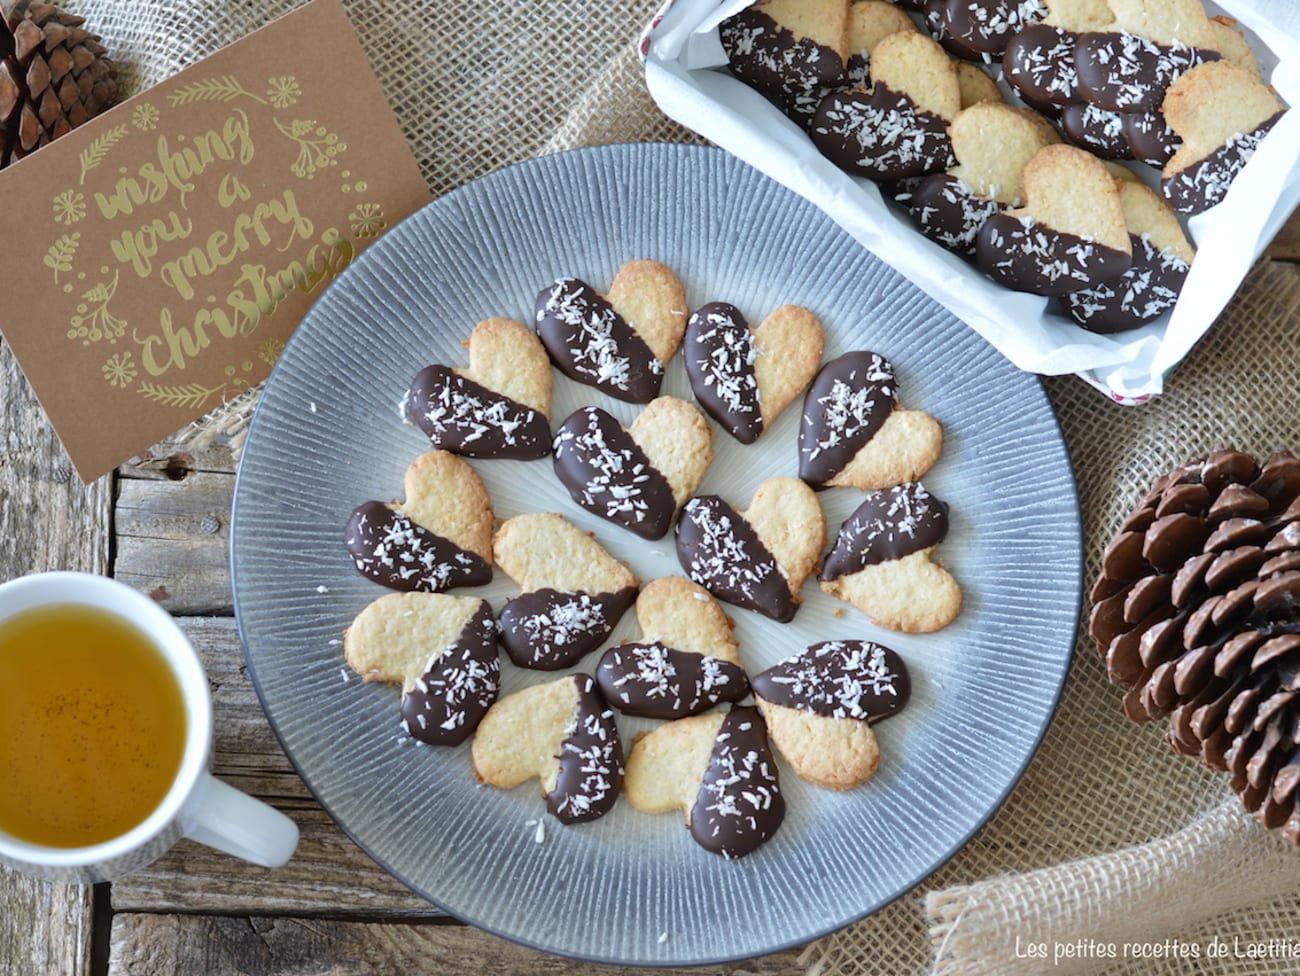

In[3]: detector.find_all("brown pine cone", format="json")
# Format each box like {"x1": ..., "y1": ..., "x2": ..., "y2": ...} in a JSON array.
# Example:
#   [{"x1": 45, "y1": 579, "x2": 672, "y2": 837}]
[
  {"x1": 1090, "y1": 448, "x2": 1300, "y2": 844},
  {"x1": 0, "y1": 0, "x2": 119, "y2": 168}
]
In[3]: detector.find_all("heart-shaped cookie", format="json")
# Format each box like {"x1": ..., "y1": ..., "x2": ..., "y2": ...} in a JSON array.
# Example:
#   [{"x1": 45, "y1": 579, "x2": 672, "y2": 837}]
[
  {"x1": 535, "y1": 260, "x2": 687, "y2": 403},
  {"x1": 683, "y1": 302, "x2": 824, "y2": 444},
  {"x1": 719, "y1": 0, "x2": 850, "y2": 100},
  {"x1": 798, "y1": 351, "x2": 943, "y2": 491},
  {"x1": 472, "y1": 673, "x2": 624, "y2": 824},
  {"x1": 1063, "y1": 180, "x2": 1194, "y2": 332},
  {"x1": 820, "y1": 481, "x2": 962, "y2": 632},
  {"x1": 935, "y1": 0, "x2": 1049, "y2": 62},
  {"x1": 811, "y1": 31, "x2": 960, "y2": 182},
  {"x1": 553, "y1": 397, "x2": 713, "y2": 540},
  {"x1": 596, "y1": 576, "x2": 749, "y2": 720},
  {"x1": 1160, "y1": 60, "x2": 1285, "y2": 215},
  {"x1": 975, "y1": 144, "x2": 1132, "y2": 295},
  {"x1": 910, "y1": 102, "x2": 1059, "y2": 253},
  {"x1": 1074, "y1": 0, "x2": 1220, "y2": 114},
  {"x1": 493, "y1": 512, "x2": 638, "y2": 670},
  {"x1": 753, "y1": 639, "x2": 911, "y2": 790},
  {"x1": 343, "y1": 592, "x2": 499, "y2": 746},
  {"x1": 625, "y1": 705, "x2": 784, "y2": 858},
  {"x1": 676, "y1": 476, "x2": 825, "y2": 623},
  {"x1": 406, "y1": 317, "x2": 552, "y2": 460},
  {"x1": 345, "y1": 450, "x2": 493, "y2": 592}
]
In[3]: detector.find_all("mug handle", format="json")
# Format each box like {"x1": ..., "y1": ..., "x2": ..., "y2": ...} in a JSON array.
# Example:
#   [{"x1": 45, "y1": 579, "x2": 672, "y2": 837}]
[{"x1": 180, "y1": 773, "x2": 299, "y2": 867}]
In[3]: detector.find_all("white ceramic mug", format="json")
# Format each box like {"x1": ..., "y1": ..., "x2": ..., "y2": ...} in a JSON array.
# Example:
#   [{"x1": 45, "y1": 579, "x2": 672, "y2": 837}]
[{"x1": 0, "y1": 571, "x2": 298, "y2": 883}]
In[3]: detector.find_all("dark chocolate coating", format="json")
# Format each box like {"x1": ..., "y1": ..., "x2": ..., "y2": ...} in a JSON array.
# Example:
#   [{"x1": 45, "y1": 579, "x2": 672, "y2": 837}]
[
  {"x1": 498, "y1": 587, "x2": 636, "y2": 670},
  {"x1": 345, "y1": 500, "x2": 491, "y2": 592},
  {"x1": 1061, "y1": 102, "x2": 1134, "y2": 160},
  {"x1": 1162, "y1": 113, "x2": 1283, "y2": 215},
  {"x1": 752, "y1": 639, "x2": 911, "y2": 722},
  {"x1": 689, "y1": 706, "x2": 784, "y2": 858},
  {"x1": 399, "y1": 601, "x2": 500, "y2": 745},
  {"x1": 676, "y1": 496, "x2": 796, "y2": 623},
  {"x1": 822, "y1": 482, "x2": 951, "y2": 581},
  {"x1": 976, "y1": 212, "x2": 1132, "y2": 296},
  {"x1": 1003, "y1": 23, "x2": 1080, "y2": 110},
  {"x1": 1124, "y1": 110, "x2": 1182, "y2": 167},
  {"x1": 596, "y1": 642, "x2": 750, "y2": 719},
  {"x1": 1074, "y1": 32, "x2": 1217, "y2": 113},
  {"x1": 910, "y1": 174, "x2": 1004, "y2": 254},
  {"x1": 535, "y1": 277, "x2": 663, "y2": 403},
  {"x1": 719, "y1": 7, "x2": 846, "y2": 95},
  {"x1": 684, "y1": 302, "x2": 763, "y2": 444},
  {"x1": 798, "y1": 351, "x2": 897, "y2": 489},
  {"x1": 547, "y1": 674, "x2": 624, "y2": 824},
  {"x1": 1062, "y1": 234, "x2": 1190, "y2": 333},
  {"x1": 938, "y1": 0, "x2": 1048, "y2": 62},
  {"x1": 552, "y1": 405, "x2": 678, "y2": 540},
  {"x1": 407, "y1": 365, "x2": 550, "y2": 460},
  {"x1": 811, "y1": 85, "x2": 954, "y2": 182}
]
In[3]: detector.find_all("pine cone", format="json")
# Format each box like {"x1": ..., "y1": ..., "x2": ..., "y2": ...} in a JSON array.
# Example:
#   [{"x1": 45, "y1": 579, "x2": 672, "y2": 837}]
[
  {"x1": 0, "y1": 0, "x2": 119, "y2": 168},
  {"x1": 1090, "y1": 448, "x2": 1300, "y2": 844}
]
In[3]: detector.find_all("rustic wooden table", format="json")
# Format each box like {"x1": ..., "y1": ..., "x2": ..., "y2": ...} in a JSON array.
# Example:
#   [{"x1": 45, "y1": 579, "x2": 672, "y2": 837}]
[{"x1": 5, "y1": 223, "x2": 1300, "y2": 976}]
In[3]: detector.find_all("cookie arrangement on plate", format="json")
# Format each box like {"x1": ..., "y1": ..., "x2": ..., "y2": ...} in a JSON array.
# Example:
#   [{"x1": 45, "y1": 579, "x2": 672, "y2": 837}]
[
  {"x1": 339, "y1": 260, "x2": 961, "y2": 858},
  {"x1": 719, "y1": 0, "x2": 1288, "y2": 333}
]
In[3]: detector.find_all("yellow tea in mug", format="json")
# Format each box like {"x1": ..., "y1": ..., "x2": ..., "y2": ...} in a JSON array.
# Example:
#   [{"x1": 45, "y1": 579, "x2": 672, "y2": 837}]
[{"x1": 0, "y1": 604, "x2": 187, "y2": 847}]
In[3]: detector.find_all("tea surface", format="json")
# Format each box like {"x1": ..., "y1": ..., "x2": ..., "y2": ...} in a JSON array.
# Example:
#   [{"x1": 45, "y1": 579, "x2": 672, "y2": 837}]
[{"x1": 0, "y1": 603, "x2": 187, "y2": 847}]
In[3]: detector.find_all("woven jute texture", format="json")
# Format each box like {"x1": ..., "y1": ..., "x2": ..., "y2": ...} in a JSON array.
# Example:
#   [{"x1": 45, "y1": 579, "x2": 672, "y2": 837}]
[{"x1": 77, "y1": 0, "x2": 1300, "y2": 970}]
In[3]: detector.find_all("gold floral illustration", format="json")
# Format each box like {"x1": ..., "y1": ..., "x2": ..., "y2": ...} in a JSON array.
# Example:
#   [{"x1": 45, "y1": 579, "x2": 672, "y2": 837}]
[
  {"x1": 78, "y1": 124, "x2": 128, "y2": 186},
  {"x1": 137, "y1": 382, "x2": 227, "y2": 410},
  {"x1": 267, "y1": 76, "x2": 300, "y2": 108},
  {"x1": 257, "y1": 337, "x2": 285, "y2": 365},
  {"x1": 274, "y1": 118, "x2": 345, "y2": 179},
  {"x1": 44, "y1": 233, "x2": 80, "y2": 283},
  {"x1": 101, "y1": 352, "x2": 137, "y2": 388},
  {"x1": 67, "y1": 271, "x2": 127, "y2": 345},
  {"x1": 168, "y1": 75, "x2": 266, "y2": 107},
  {"x1": 52, "y1": 190, "x2": 86, "y2": 226},
  {"x1": 349, "y1": 202, "x2": 386, "y2": 239},
  {"x1": 132, "y1": 103, "x2": 160, "y2": 131}
]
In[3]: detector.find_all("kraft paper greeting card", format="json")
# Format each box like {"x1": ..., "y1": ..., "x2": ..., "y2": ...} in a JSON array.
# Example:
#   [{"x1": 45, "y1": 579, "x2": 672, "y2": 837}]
[{"x1": 0, "y1": 0, "x2": 432, "y2": 480}]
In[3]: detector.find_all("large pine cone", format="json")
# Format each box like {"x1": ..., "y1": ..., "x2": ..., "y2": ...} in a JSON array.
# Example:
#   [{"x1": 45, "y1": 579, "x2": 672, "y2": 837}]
[
  {"x1": 1090, "y1": 448, "x2": 1300, "y2": 844},
  {"x1": 0, "y1": 0, "x2": 119, "y2": 168}
]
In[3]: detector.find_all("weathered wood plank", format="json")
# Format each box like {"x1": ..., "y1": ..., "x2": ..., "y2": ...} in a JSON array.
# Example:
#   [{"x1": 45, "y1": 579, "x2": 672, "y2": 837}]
[
  {"x1": 108, "y1": 914, "x2": 805, "y2": 975},
  {"x1": 1267, "y1": 207, "x2": 1300, "y2": 263},
  {"x1": 114, "y1": 470, "x2": 235, "y2": 615},
  {"x1": 0, "y1": 341, "x2": 110, "y2": 975},
  {"x1": 111, "y1": 617, "x2": 437, "y2": 918}
]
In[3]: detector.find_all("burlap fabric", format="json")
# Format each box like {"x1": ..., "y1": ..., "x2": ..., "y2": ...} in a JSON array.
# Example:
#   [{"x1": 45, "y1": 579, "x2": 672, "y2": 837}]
[{"x1": 73, "y1": 0, "x2": 1300, "y2": 971}]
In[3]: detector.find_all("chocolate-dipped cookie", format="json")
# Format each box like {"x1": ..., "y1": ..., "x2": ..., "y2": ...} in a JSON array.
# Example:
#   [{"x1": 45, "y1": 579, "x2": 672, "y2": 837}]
[
  {"x1": 344, "y1": 451, "x2": 493, "y2": 593},
  {"x1": 935, "y1": 0, "x2": 1048, "y2": 63},
  {"x1": 553, "y1": 398, "x2": 713, "y2": 540},
  {"x1": 344, "y1": 592, "x2": 499, "y2": 746},
  {"x1": 910, "y1": 102, "x2": 1059, "y2": 253},
  {"x1": 625, "y1": 706, "x2": 785, "y2": 858},
  {"x1": 472, "y1": 673, "x2": 624, "y2": 824},
  {"x1": 596, "y1": 577, "x2": 749, "y2": 720},
  {"x1": 753, "y1": 639, "x2": 911, "y2": 789},
  {"x1": 820, "y1": 481, "x2": 961, "y2": 632},
  {"x1": 493, "y1": 513, "x2": 638, "y2": 670},
  {"x1": 676, "y1": 476, "x2": 825, "y2": 623},
  {"x1": 811, "y1": 31, "x2": 960, "y2": 181},
  {"x1": 975, "y1": 144, "x2": 1132, "y2": 296},
  {"x1": 1061, "y1": 102, "x2": 1133, "y2": 159},
  {"x1": 534, "y1": 261, "x2": 686, "y2": 403},
  {"x1": 683, "y1": 301, "x2": 823, "y2": 444},
  {"x1": 719, "y1": 0, "x2": 849, "y2": 97},
  {"x1": 406, "y1": 317, "x2": 551, "y2": 460},
  {"x1": 1160, "y1": 60, "x2": 1285, "y2": 215},
  {"x1": 798, "y1": 351, "x2": 943, "y2": 490},
  {"x1": 1003, "y1": 23, "x2": 1081, "y2": 115},
  {"x1": 1063, "y1": 180, "x2": 1194, "y2": 332},
  {"x1": 1124, "y1": 109, "x2": 1182, "y2": 167}
]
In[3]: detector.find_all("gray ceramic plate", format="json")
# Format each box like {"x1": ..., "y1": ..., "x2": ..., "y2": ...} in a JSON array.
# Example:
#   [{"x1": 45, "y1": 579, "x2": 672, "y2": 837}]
[{"x1": 231, "y1": 143, "x2": 1081, "y2": 966}]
